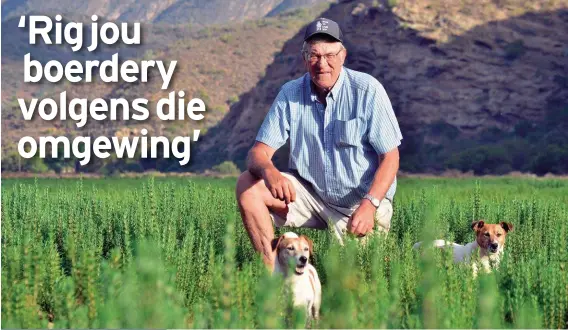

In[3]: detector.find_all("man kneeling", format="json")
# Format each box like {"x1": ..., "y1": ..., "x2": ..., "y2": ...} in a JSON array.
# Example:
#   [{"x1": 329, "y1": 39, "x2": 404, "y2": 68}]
[{"x1": 235, "y1": 18, "x2": 403, "y2": 268}]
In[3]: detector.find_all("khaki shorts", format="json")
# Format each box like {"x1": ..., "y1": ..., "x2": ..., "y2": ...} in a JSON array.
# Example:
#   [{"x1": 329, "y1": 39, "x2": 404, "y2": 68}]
[{"x1": 269, "y1": 172, "x2": 393, "y2": 242}]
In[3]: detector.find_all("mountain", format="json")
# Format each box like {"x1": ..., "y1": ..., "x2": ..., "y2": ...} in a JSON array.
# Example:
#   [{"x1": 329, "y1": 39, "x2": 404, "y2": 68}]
[
  {"x1": 1, "y1": 0, "x2": 333, "y2": 25},
  {"x1": 2, "y1": 0, "x2": 567, "y2": 175},
  {"x1": 195, "y1": 0, "x2": 568, "y2": 174}
]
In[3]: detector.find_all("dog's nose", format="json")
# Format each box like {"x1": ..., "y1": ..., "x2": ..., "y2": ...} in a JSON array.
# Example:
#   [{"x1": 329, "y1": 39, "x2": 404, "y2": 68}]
[
  {"x1": 490, "y1": 243, "x2": 499, "y2": 250},
  {"x1": 299, "y1": 256, "x2": 307, "y2": 263}
]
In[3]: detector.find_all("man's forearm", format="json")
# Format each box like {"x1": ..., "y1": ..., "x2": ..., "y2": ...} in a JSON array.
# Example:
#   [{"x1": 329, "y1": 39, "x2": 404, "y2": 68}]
[
  {"x1": 367, "y1": 148, "x2": 400, "y2": 201},
  {"x1": 247, "y1": 149, "x2": 276, "y2": 179}
]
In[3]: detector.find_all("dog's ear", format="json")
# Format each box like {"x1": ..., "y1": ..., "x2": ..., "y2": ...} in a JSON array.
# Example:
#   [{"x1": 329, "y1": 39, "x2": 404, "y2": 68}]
[
  {"x1": 499, "y1": 221, "x2": 514, "y2": 233},
  {"x1": 471, "y1": 220, "x2": 485, "y2": 232},
  {"x1": 271, "y1": 236, "x2": 283, "y2": 252},
  {"x1": 301, "y1": 235, "x2": 313, "y2": 257}
]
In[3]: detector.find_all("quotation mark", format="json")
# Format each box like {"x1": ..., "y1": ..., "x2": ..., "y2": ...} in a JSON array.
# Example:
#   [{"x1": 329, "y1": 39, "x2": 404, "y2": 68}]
[{"x1": 19, "y1": 16, "x2": 26, "y2": 28}]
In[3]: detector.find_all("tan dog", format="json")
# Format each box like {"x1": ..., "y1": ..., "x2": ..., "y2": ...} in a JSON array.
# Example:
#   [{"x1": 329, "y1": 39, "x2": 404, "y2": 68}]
[
  {"x1": 272, "y1": 232, "x2": 321, "y2": 321},
  {"x1": 413, "y1": 220, "x2": 514, "y2": 276}
]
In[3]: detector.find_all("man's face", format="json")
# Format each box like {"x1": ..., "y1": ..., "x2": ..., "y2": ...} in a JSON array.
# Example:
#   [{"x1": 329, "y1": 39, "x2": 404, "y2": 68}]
[{"x1": 304, "y1": 41, "x2": 346, "y2": 92}]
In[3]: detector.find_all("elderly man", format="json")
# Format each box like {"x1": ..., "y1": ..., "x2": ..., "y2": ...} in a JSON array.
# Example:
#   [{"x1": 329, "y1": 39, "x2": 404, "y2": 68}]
[{"x1": 236, "y1": 18, "x2": 403, "y2": 267}]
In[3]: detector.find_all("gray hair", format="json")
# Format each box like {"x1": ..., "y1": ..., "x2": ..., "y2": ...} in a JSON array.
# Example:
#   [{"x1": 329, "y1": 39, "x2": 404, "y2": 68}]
[{"x1": 301, "y1": 35, "x2": 345, "y2": 61}]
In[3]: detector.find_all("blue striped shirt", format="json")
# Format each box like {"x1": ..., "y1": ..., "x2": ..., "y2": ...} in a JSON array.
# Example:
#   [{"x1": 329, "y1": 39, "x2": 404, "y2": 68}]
[{"x1": 255, "y1": 67, "x2": 403, "y2": 208}]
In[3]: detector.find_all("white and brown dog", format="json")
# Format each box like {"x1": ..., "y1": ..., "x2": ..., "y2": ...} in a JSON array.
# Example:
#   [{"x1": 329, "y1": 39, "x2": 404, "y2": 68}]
[
  {"x1": 413, "y1": 220, "x2": 514, "y2": 276},
  {"x1": 272, "y1": 232, "x2": 321, "y2": 321}
]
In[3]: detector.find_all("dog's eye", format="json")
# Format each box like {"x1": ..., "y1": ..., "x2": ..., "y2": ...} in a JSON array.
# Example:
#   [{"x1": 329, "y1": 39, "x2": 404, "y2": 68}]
[
  {"x1": 304, "y1": 247, "x2": 309, "y2": 251},
  {"x1": 496, "y1": 233, "x2": 502, "y2": 237},
  {"x1": 287, "y1": 246, "x2": 294, "y2": 251},
  {"x1": 484, "y1": 232, "x2": 490, "y2": 237}
]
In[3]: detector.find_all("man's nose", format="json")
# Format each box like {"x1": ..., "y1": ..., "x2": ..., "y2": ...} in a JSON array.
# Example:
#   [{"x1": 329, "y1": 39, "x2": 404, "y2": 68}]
[
  {"x1": 299, "y1": 256, "x2": 307, "y2": 263},
  {"x1": 314, "y1": 58, "x2": 328, "y2": 68}
]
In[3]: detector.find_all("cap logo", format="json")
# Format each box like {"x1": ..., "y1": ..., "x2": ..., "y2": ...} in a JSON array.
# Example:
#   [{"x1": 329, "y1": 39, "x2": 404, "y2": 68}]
[{"x1": 316, "y1": 19, "x2": 328, "y2": 31}]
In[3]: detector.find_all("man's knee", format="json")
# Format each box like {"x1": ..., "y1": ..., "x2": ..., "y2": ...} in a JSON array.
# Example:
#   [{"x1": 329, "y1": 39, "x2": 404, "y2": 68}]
[
  {"x1": 236, "y1": 170, "x2": 260, "y2": 201},
  {"x1": 236, "y1": 170, "x2": 276, "y2": 211}
]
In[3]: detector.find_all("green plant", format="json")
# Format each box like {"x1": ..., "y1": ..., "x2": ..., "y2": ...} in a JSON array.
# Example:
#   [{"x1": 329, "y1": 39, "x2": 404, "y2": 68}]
[
  {"x1": 211, "y1": 161, "x2": 240, "y2": 175},
  {"x1": 210, "y1": 105, "x2": 226, "y2": 114},
  {"x1": 387, "y1": 0, "x2": 398, "y2": 9},
  {"x1": 227, "y1": 95, "x2": 239, "y2": 106},
  {"x1": 219, "y1": 33, "x2": 233, "y2": 44},
  {"x1": 504, "y1": 40, "x2": 526, "y2": 60},
  {"x1": 1, "y1": 177, "x2": 567, "y2": 328}
]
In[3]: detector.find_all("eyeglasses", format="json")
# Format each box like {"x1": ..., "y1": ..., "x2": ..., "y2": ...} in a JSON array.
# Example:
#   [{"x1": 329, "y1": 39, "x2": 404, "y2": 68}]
[{"x1": 306, "y1": 48, "x2": 344, "y2": 64}]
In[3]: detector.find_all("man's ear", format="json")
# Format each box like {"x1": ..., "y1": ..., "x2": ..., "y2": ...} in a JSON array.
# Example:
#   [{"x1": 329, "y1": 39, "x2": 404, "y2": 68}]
[
  {"x1": 301, "y1": 235, "x2": 313, "y2": 258},
  {"x1": 271, "y1": 236, "x2": 283, "y2": 252},
  {"x1": 471, "y1": 220, "x2": 485, "y2": 232},
  {"x1": 499, "y1": 221, "x2": 514, "y2": 233},
  {"x1": 301, "y1": 52, "x2": 309, "y2": 69}
]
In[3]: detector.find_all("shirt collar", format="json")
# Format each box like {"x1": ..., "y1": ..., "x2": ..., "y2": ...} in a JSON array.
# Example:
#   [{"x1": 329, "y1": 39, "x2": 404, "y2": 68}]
[{"x1": 305, "y1": 67, "x2": 345, "y2": 103}]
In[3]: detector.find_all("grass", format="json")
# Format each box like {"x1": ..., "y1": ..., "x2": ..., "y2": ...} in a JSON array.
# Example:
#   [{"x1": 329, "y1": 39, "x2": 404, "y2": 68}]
[{"x1": 1, "y1": 176, "x2": 567, "y2": 328}]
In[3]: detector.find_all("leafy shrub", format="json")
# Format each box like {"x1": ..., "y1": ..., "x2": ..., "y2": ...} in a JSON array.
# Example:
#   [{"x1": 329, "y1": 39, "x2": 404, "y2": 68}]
[
  {"x1": 531, "y1": 144, "x2": 568, "y2": 175},
  {"x1": 211, "y1": 105, "x2": 226, "y2": 114},
  {"x1": 387, "y1": 0, "x2": 398, "y2": 8},
  {"x1": 446, "y1": 146, "x2": 512, "y2": 175},
  {"x1": 1, "y1": 149, "x2": 22, "y2": 171},
  {"x1": 219, "y1": 33, "x2": 233, "y2": 43},
  {"x1": 504, "y1": 40, "x2": 525, "y2": 60},
  {"x1": 212, "y1": 161, "x2": 240, "y2": 175},
  {"x1": 228, "y1": 94, "x2": 240, "y2": 105},
  {"x1": 429, "y1": 121, "x2": 460, "y2": 139}
]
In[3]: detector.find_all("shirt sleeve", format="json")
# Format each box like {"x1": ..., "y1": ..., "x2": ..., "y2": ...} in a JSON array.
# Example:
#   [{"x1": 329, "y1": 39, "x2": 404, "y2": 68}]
[
  {"x1": 255, "y1": 88, "x2": 290, "y2": 150},
  {"x1": 367, "y1": 82, "x2": 403, "y2": 154}
]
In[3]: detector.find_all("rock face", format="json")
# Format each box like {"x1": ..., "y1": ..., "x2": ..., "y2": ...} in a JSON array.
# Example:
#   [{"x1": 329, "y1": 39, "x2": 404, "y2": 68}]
[
  {"x1": 196, "y1": 0, "x2": 568, "y2": 170},
  {"x1": 1, "y1": 0, "x2": 332, "y2": 25}
]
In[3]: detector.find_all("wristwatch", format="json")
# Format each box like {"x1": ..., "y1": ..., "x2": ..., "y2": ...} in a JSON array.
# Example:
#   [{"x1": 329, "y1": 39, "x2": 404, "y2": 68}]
[{"x1": 363, "y1": 193, "x2": 381, "y2": 208}]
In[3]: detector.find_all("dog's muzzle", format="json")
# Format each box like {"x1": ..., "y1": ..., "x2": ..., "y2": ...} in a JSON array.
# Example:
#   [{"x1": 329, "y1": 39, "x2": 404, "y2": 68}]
[{"x1": 295, "y1": 257, "x2": 308, "y2": 275}]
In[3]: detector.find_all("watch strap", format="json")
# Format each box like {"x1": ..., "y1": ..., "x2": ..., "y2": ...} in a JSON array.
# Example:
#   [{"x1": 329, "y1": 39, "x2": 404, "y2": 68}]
[{"x1": 364, "y1": 193, "x2": 381, "y2": 208}]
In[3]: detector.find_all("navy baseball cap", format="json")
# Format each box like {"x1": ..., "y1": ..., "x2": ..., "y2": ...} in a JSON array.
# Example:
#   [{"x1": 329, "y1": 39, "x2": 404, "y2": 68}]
[{"x1": 304, "y1": 18, "x2": 343, "y2": 42}]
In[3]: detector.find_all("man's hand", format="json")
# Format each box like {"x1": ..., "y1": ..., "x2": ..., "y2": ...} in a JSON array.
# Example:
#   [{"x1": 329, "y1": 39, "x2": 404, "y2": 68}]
[
  {"x1": 247, "y1": 142, "x2": 296, "y2": 204},
  {"x1": 348, "y1": 199, "x2": 376, "y2": 236},
  {"x1": 262, "y1": 167, "x2": 296, "y2": 204}
]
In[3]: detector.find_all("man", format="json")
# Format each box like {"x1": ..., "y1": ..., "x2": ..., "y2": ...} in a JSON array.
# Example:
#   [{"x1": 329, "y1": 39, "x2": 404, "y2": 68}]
[{"x1": 236, "y1": 18, "x2": 403, "y2": 267}]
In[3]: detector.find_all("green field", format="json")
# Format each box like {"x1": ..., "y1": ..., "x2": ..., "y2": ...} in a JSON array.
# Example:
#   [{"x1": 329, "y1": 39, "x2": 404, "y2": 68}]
[{"x1": 2, "y1": 176, "x2": 567, "y2": 328}]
